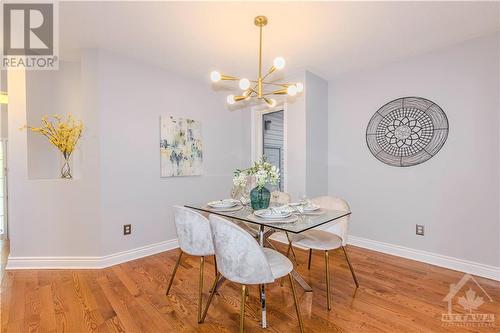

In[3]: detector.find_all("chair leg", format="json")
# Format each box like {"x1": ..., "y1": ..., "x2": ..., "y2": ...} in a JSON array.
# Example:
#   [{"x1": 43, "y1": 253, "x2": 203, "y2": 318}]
[
  {"x1": 286, "y1": 232, "x2": 299, "y2": 266},
  {"x1": 307, "y1": 249, "x2": 312, "y2": 270},
  {"x1": 288, "y1": 274, "x2": 305, "y2": 333},
  {"x1": 213, "y1": 255, "x2": 218, "y2": 277},
  {"x1": 201, "y1": 272, "x2": 220, "y2": 323},
  {"x1": 166, "y1": 250, "x2": 183, "y2": 295},
  {"x1": 240, "y1": 285, "x2": 247, "y2": 333},
  {"x1": 325, "y1": 250, "x2": 331, "y2": 310},
  {"x1": 265, "y1": 238, "x2": 278, "y2": 251},
  {"x1": 342, "y1": 246, "x2": 359, "y2": 288},
  {"x1": 197, "y1": 256, "x2": 205, "y2": 323}
]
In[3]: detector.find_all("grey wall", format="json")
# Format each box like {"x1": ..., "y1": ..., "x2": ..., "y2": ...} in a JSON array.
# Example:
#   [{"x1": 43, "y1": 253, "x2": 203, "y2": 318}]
[
  {"x1": 96, "y1": 50, "x2": 245, "y2": 255},
  {"x1": 8, "y1": 49, "x2": 246, "y2": 258},
  {"x1": 328, "y1": 34, "x2": 500, "y2": 267},
  {"x1": 285, "y1": 70, "x2": 329, "y2": 199},
  {"x1": 306, "y1": 71, "x2": 329, "y2": 197},
  {"x1": 8, "y1": 61, "x2": 102, "y2": 257}
]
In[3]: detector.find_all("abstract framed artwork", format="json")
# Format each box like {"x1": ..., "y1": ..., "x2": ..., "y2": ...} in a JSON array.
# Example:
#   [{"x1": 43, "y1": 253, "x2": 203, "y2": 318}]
[
  {"x1": 366, "y1": 97, "x2": 449, "y2": 167},
  {"x1": 160, "y1": 116, "x2": 203, "y2": 177}
]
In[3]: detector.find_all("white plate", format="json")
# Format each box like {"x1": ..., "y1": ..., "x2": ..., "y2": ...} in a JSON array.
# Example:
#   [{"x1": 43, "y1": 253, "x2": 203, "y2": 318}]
[
  {"x1": 303, "y1": 204, "x2": 320, "y2": 212},
  {"x1": 254, "y1": 209, "x2": 292, "y2": 220},
  {"x1": 207, "y1": 199, "x2": 238, "y2": 209},
  {"x1": 288, "y1": 202, "x2": 301, "y2": 207}
]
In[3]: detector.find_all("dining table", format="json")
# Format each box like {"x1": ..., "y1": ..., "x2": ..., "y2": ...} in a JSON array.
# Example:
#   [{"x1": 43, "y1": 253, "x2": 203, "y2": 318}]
[{"x1": 185, "y1": 201, "x2": 351, "y2": 329}]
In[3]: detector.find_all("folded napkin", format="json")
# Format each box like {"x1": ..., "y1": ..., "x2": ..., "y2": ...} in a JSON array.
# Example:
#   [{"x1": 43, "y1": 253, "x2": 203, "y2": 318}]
[{"x1": 269, "y1": 205, "x2": 294, "y2": 214}]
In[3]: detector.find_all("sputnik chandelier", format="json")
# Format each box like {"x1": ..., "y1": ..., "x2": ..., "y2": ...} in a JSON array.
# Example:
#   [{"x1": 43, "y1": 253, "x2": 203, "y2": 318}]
[{"x1": 210, "y1": 16, "x2": 303, "y2": 108}]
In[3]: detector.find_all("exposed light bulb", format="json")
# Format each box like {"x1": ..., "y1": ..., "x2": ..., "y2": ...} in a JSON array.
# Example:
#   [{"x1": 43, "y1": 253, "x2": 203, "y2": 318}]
[
  {"x1": 266, "y1": 98, "x2": 277, "y2": 107},
  {"x1": 227, "y1": 94, "x2": 236, "y2": 105},
  {"x1": 287, "y1": 85, "x2": 298, "y2": 96},
  {"x1": 210, "y1": 71, "x2": 221, "y2": 82},
  {"x1": 273, "y1": 57, "x2": 286, "y2": 70},
  {"x1": 239, "y1": 78, "x2": 250, "y2": 90},
  {"x1": 296, "y1": 82, "x2": 304, "y2": 93}
]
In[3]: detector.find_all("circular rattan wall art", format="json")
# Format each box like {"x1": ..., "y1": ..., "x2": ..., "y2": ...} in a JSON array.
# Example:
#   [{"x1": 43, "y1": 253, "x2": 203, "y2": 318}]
[{"x1": 366, "y1": 97, "x2": 449, "y2": 167}]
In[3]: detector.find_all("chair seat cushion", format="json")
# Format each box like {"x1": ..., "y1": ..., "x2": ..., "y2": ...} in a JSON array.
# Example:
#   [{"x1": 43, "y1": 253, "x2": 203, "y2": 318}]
[
  {"x1": 291, "y1": 230, "x2": 342, "y2": 251},
  {"x1": 263, "y1": 248, "x2": 294, "y2": 280}
]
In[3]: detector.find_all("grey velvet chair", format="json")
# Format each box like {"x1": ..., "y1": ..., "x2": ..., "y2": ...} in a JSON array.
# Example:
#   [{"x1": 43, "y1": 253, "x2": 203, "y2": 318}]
[
  {"x1": 166, "y1": 206, "x2": 215, "y2": 323},
  {"x1": 202, "y1": 214, "x2": 304, "y2": 333},
  {"x1": 288, "y1": 196, "x2": 359, "y2": 310}
]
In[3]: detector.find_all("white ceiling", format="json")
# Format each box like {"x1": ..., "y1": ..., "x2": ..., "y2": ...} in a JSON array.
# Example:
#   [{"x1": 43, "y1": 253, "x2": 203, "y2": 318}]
[{"x1": 60, "y1": 1, "x2": 500, "y2": 80}]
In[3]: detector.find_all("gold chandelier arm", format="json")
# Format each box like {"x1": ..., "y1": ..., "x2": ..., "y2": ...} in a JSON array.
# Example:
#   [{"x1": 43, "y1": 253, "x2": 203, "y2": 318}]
[
  {"x1": 220, "y1": 74, "x2": 240, "y2": 81},
  {"x1": 266, "y1": 88, "x2": 288, "y2": 95},
  {"x1": 262, "y1": 66, "x2": 277, "y2": 80},
  {"x1": 249, "y1": 80, "x2": 290, "y2": 87},
  {"x1": 246, "y1": 83, "x2": 260, "y2": 95},
  {"x1": 234, "y1": 95, "x2": 248, "y2": 102},
  {"x1": 262, "y1": 81, "x2": 291, "y2": 87}
]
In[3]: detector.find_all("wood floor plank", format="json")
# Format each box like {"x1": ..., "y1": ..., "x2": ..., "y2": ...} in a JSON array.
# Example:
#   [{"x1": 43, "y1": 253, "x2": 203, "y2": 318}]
[
  {"x1": 2, "y1": 245, "x2": 499, "y2": 333},
  {"x1": 96, "y1": 272, "x2": 142, "y2": 333}
]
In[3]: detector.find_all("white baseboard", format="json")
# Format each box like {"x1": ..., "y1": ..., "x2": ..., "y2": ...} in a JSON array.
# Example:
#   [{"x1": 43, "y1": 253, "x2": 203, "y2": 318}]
[
  {"x1": 6, "y1": 239, "x2": 179, "y2": 270},
  {"x1": 6, "y1": 235, "x2": 500, "y2": 282},
  {"x1": 348, "y1": 236, "x2": 500, "y2": 281}
]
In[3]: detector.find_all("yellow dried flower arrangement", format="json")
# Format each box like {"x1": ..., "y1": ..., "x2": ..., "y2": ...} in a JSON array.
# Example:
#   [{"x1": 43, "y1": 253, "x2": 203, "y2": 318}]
[{"x1": 27, "y1": 114, "x2": 84, "y2": 179}]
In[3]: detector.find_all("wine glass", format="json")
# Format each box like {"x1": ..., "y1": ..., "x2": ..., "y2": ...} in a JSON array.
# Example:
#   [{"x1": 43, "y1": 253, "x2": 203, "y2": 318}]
[
  {"x1": 241, "y1": 187, "x2": 251, "y2": 207},
  {"x1": 271, "y1": 191, "x2": 279, "y2": 206}
]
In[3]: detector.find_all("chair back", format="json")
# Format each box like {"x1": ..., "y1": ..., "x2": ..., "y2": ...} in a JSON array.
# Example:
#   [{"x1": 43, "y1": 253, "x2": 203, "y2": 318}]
[
  {"x1": 230, "y1": 175, "x2": 256, "y2": 199},
  {"x1": 310, "y1": 196, "x2": 351, "y2": 246},
  {"x1": 271, "y1": 191, "x2": 291, "y2": 205},
  {"x1": 209, "y1": 214, "x2": 274, "y2": 285},
  {"x1": 173, "y1": 206, "x2": 214, "y2": 256}
]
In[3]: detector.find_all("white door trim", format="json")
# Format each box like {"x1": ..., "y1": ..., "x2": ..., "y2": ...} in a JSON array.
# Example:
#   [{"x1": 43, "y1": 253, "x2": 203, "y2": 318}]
[{"x1": 251, "y1": 103, "x2": 288, "y2": 192}]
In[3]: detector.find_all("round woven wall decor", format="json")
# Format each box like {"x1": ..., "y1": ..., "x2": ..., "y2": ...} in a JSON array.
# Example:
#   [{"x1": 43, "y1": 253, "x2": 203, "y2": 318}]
[{"x1": 366, "y1": 97, "x2": 449, "y2": 167}]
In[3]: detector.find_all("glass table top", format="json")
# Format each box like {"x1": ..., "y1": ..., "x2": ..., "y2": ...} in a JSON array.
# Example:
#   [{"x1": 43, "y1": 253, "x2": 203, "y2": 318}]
[{"x1": 184, "y1": 203, "x2": 351, "y2": 234}]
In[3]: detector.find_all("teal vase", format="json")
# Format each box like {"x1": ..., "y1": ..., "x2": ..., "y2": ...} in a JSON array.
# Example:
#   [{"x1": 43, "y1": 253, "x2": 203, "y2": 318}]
[{"x1": 250, "y1": 186, "x2": 271, "y2": 210}]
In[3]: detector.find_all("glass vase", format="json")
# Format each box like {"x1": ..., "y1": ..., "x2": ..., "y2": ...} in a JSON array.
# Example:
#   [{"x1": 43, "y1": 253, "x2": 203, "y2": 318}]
[
  {"x1": 61, "y1": 155, "x2": 72, "y2": 179},
  {"x1": 250, "y1": 186, "x2": 270, "y2": 210}
]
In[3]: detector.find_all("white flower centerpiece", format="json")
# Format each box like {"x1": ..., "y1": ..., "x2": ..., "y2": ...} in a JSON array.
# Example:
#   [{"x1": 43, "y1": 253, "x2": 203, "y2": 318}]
[{"x1": 233, "y1": 157, "x2": 280, "y2": 209}]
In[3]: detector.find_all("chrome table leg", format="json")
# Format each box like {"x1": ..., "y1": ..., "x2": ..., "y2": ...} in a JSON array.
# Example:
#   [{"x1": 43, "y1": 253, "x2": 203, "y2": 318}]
[{"x1": 259, "y1": 225, "x2": 267, "y2": 328}]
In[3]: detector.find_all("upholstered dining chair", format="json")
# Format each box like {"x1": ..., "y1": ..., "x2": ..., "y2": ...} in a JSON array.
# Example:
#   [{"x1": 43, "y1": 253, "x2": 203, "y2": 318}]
[
  {"x1": 288, "y1": 196, "x2": 359, "y2": 310},
  {"x1": 230, "y1": 175, "x2": 256, "y2": 200},
  {"x1": 166, "y1": 206, "x2": 215, "y2": 323},
  {"x1": 270, "y1": 190, "x2": 291, "y2": 205},
  {"x1": 202, "y1": 214, "x2": 304, "y2": 333}
]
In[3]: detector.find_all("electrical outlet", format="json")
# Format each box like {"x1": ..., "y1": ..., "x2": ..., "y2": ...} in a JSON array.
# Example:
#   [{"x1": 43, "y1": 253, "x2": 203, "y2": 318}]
[
  {"x1": 123, "y1": 224, "x2": 132, "y2": 235},
  {"x1": 416, "y1": 224, "x2": 424, "y2": 236}
]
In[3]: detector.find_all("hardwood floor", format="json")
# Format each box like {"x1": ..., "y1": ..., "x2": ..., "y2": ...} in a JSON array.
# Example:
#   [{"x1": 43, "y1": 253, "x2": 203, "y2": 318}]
[{"x1": 1, "y1": 244, "x2": 499, "y2": 332}]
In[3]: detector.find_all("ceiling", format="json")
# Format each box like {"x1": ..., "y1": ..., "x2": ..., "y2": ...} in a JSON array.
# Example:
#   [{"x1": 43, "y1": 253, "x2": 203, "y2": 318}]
[{"x1": 60, "y1": 1, "x2": 500, "y2": 80}]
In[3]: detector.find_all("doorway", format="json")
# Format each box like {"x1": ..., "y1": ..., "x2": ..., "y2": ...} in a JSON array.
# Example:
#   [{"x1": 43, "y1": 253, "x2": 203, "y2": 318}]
[{"x1": 262, "y1": 110, "x2": 285, "y2": 191}]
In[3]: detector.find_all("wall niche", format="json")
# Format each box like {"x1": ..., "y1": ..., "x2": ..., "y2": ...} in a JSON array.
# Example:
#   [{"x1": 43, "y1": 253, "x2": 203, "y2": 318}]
[{"x1": 26, "y1": 60, "x2": 83, "y2": 180}]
